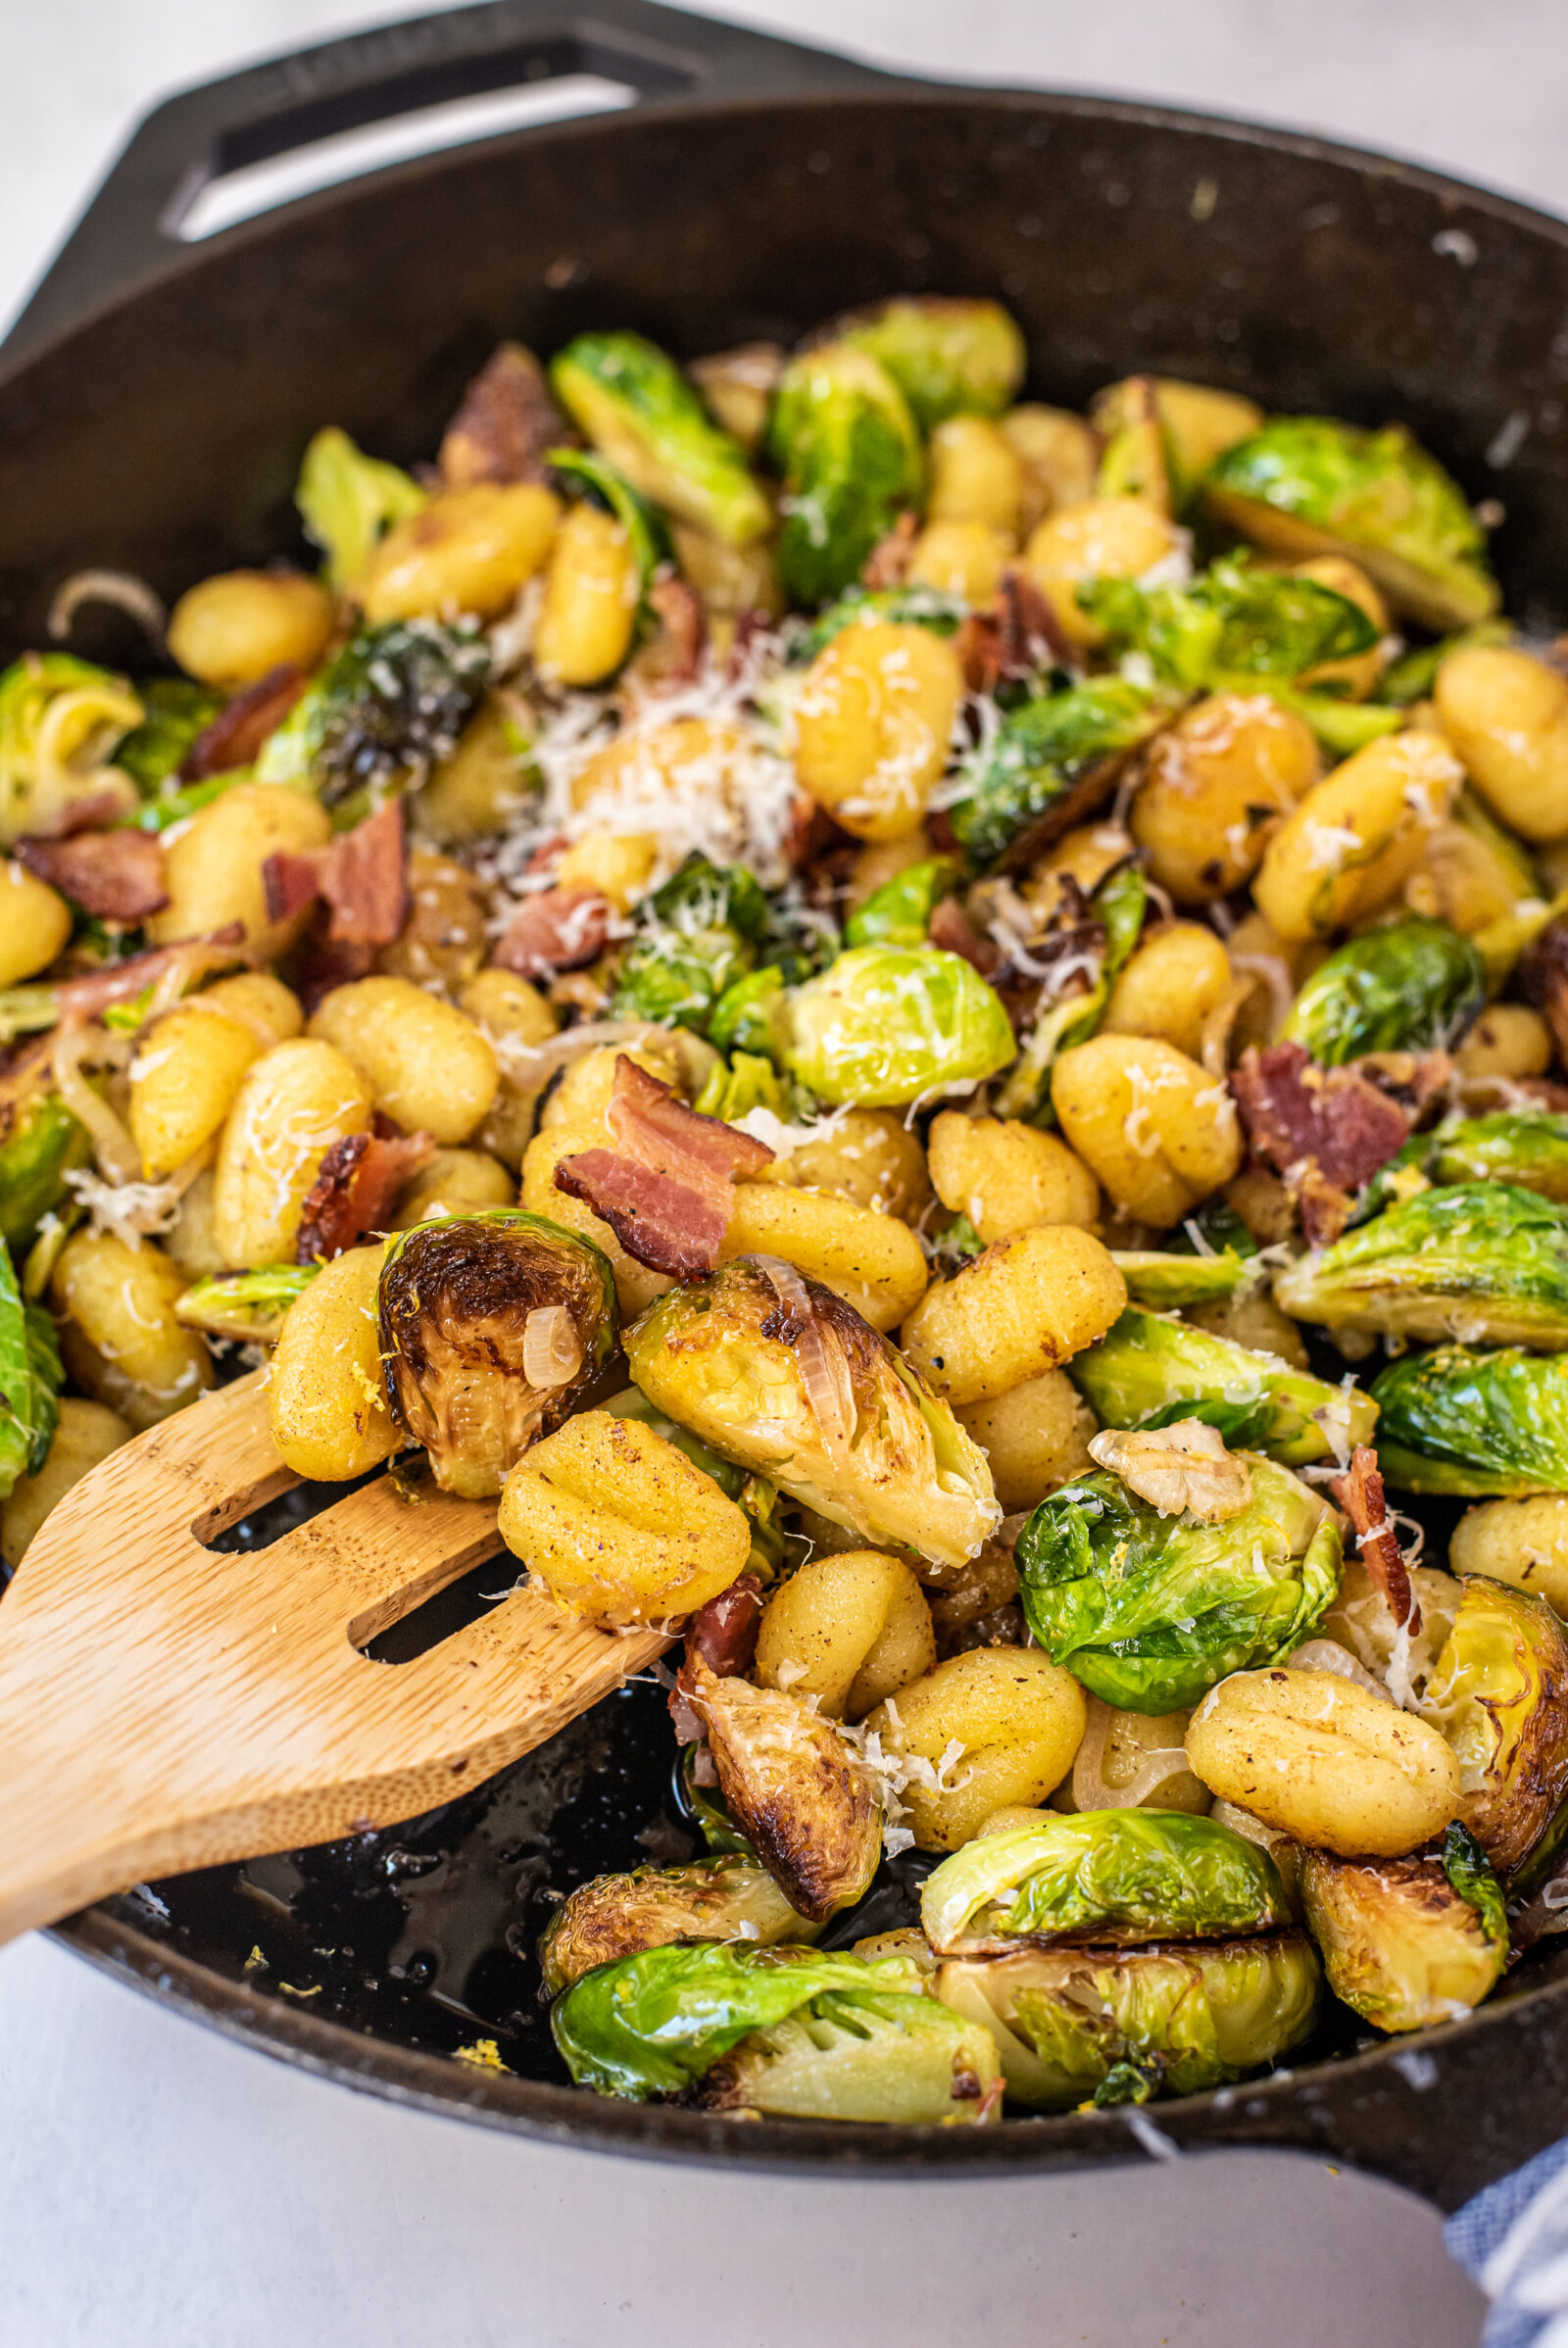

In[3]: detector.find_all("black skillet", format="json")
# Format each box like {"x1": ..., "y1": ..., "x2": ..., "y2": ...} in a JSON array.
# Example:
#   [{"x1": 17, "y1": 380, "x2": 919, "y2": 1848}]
[{"x1": 7, "y1": 0, "x2": 1568, "y2": 2209}]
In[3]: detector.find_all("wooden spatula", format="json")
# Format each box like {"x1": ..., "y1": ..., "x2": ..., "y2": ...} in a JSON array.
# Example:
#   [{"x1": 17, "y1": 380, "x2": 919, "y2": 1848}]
[{"x1": 0, "y1": 1370, "x2": 670, "y2": 1944}]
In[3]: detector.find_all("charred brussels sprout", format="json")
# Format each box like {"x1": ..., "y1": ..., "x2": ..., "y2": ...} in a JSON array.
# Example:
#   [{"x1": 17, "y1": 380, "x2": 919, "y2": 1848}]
[
  {"x1": 538, "y1": 1855, "x2": 816, "y2": 1996},
  {"x1": 1424, "y1": 1575, "x2": 1568, "y2": 1877},
  {"x1": 379, "y1": 1209, "x2": 617, "y2": 1497},
  {"x1": 784, "y1": 946, "x2": 1017, "y2": 1108},
  {"x1": 1281, "y1": 919, "x2": 1484, "y2": 1066},
  {"x1": 1082, "y1": 555, "x2": 1379, "y2": 695},
  {"x1": 0, "y1": 1092, "x2": 90, "y2": 1253},
  {"x1": 1370, "y1": 1345, "x2": 1568, "y2": 1496},
  {"x1": 612, "y1": 853, "x2": 768, "y2": 1033},
  {"x1": 948, "y1": 678, "x2": 1165, "y2": 873},
  {"x1": 553, "y1": 1941, "x2": 1002, "y2": 2124},
  {"x1": 1016, "y1": 1455, "x2": 1343, "y2": 1713},
  {"x1": 844, "y1": 856, "x2": 965, "y2": 951},
  {"x1": 1205, "y1": 416, "x2": 1498, "y2": 632},
  {"x1": 835, "y1": 296, "x2": 1026, "y2": 431},
  {"x1": 1275, "y1": 1184, "x2": 1568, "y2": 1350},
  {"x1": 549, "y1": 331, "x2": 770, "y2": 548},
  {"x1": 1297, "y1": 1827, "x2": 1507, "y2": 2032},
  {"x1": 0, "y1": 653, "x2": 140, "y2": 844},
  {"x1": 1068, "y1": 1307, "x2": 1378, "y2": 1469},
  {"x1": 921, "y1": 1809, "x2": 1289, "y2": 1955},
  {"x1": 114, "y1": 678, "x2": 223, "y2": 794},
  {"x1": 935, "y1": 1932, "x2": 1320, "y2": 2109},
  {"x1": 295, "y1": 425, "x2": 426, "y2": 591},
  {"x1": 0, "y1": 1240, "x2": 60, "y2": 1500},
  {"x1": 624, "y1": 1257, "x2": 1001, "y2": 1572},
  {"x1": 173, "y1": 1263, "x2": 319, "y2": 1345},
  {"x1": 768, "y1": 344, "x2": 923, "y2": 607},
  {"x1": 256, "y1": 618, "x2": 490, "y2": 807}
]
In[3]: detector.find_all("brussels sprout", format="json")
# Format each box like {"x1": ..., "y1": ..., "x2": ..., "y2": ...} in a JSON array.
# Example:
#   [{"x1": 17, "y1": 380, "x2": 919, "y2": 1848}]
[
  {"x1": 934, "y1": 1932, "x2": 1321, "y2": 2108},
  {"x1": 0, "y1": 1240, "x2": 60, "y2": 1501},
  {"x1": 844, "y1": 856, "x2": 965, "y2": 951},
  {"x1": 624, "y1": 1257, "x2": 1001, "y2": 1572},
  {"x1": 0, "y1": 1092, "x2": 90, "y2": 1254},
  {"x1": 295, "y1": 424, "x2": 427, "y2": 591},
  {"x1": 546, "y1": 447, "x2": 668, "y2": 596},
  {"x1": 0, "y1": 653, "x2": 141, "y2": 844},
  {"x1": 550, "y1": 331, "x2": 770, "y2": 549},
  {"x1": 768, "y1": 343, "x2": 924, "y2": 607},
  {"x1": 1376, "y1": 617, "x2": 1513, "y2": 707},
  {"x1": 1068, "y1": 1307, "x2": 1378, "y2": 1469},
  {"x1": 538, "y1": 1855, "x2": 816, "y2": 1996},
  {"x1": 1082, "y1": 555, "x2": 1379, "y2": 694},
  {"x1": 1297, "y1": 1827, "x2": 1507, "y2": 2032},
  {"x1": 173, "y1": 1263, "x2": 320, "y2": 1345},
  {"x1": 1016, "y1": 1454, "x2": 1343, "y2": 1713},
  {"x1": 255, "y1": 618, "x2": 490, "y2": 808},
  {"x1": 947, "y1": 678, "x2": 1165, "y2": 873},
  {"x1": 612, "y1": 853, "x2": 768, "y2": 1033},
  {"x1": 1274, "y1": 1184, "x2": 1568, "y2": 1350},
  {"x1": 1424, "y1": 1574, "x2": 1568, "y2": 1877},
  {"x1": 921, "y1": 1808, "x2": 1289, "y2": 1955},
  {"x1": 1370, "y1": 1345, "x2": 1568, "y2": 1496},
  {"x1": 1280, "y1": 919, "x2": 1484, "y2": 1066},
  {"x1": 1205, "y1": 416, "x2": 1499, "y2": 632},
  {"x1": 783, "y1": 946, "x2": 1016, "y2": 1109},
  {"x1": 677, "y1": 1740, "x2": 754, "y2": 1856},
  {"x1": 554, "y1": 1940, "x2": 1002, "y2": 2122},
  {"x1": 707, "y1": 971, "x2": 790, "y2": 1065},
  {"x1": 1374, "y1": 1113, "x2": 1568, "y2": 1214},
  {"x1": 791, "y1": 584, "x2": 965, "y2": 663},
  {"x1": 835, "y1": 296, "x2": 1026, "y2": 431},
  {"x1": 117, "y1": 766, "x2": 254, "y2": 836},
  {"x1": 1109, "y1": 1251, "x2": 1251, "y2": 1307},
  {"x1": 379, "y1": 1209, "x2": 617, "y2": 1498},
  {"x1": 114, "y1": 678, "x2": 224, "y2": 794},
  {"x1": 691, "y1": 1050, "x2": 790, "y2": 1129}
]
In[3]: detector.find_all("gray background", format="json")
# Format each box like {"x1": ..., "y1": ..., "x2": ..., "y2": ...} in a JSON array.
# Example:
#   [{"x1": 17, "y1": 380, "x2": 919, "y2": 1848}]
[{"x1": 1, "y1": 3, "x2": 1548, "y2": 2340}]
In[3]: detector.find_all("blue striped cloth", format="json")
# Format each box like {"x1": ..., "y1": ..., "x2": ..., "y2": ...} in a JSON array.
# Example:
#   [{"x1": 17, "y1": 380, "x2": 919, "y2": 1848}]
[{"x1": 1447, "y1": 2144, "x2": 1568, "y2": 2346}]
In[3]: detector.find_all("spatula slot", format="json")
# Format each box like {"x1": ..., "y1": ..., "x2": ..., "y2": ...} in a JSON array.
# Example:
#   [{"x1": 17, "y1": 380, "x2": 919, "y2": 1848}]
[
  {"x1": 197, "y1": 1464, "x2": 381, "y2": 1552},
  {"x1": 357, "y1": 1549, "x2": 514, "y2": 1665}
]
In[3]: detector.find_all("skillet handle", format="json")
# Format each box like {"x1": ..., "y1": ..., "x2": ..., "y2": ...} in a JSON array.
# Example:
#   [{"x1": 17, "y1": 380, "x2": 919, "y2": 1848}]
[{"x1": 6, "y1": 0, "x2": 891, "y2": 359}]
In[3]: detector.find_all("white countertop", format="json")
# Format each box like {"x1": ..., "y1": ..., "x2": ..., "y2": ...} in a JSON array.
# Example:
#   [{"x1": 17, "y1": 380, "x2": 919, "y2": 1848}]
[{"x1": 0, "y1": 4, "x2": 1549, "y2": 2340}]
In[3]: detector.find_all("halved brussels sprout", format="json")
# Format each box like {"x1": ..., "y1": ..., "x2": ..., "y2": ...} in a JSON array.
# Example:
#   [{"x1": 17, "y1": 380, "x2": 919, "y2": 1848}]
[
  {"x1": 835, "y1": 296, "x2": 1026, "y2": 431},
  {"x1": 1016, "y1": 1454, "x2": 1342, "y2": 1713},
  {"x1": 612, "y1": 852, "x2": 768, "y2": 1033},
  {"x1": 295, "y1": 425, "x2": 427, "y2": 591},
  {"x1": 1424, "y1": 1574, "x2": 1568, "y2": 1877},
  {"x1": 553, "y1": 1941, "x2": 1001, "y2": 2126},
  {"x1": 768, "y1": 343, "x2": 923, "y2": 607},
  {"x1": 1366, "y1": 1114, "x2": 1568, "y2": 1218},
  {"x1": 1205, "y1": 416, "x2": 1499, "y2": 632},
  {"x1": 1082, "y1": 555, "x2": 1378, "y2": 695},
  {"x1": 783, "y1": 946, "x2": 1017, "y2": 1108},
  {"x1": 1371, "y1": 1345, "x2": 1568, "y2": 1496},
  {"x1": 1068, "y1": 1307, "x2": 1378, "y2": 1469},
  {"x1": 935, "y1": 1932, "x2": 1321, "y2": 2108},
  {"x1": 1274, "y1": 1184, "x2": 1568, "y2": 1350},
  {"x1": 0, "y1": 1091, "x2": 89, "y2": 1253},
  {"x1": 538, "y1": 1855, "x2": 816, "y2": 1996},
  {"x1": 256, "y1": 618, "x2": 490, "y2": 807},
  {"x1": 1280, "y1": 918, "x2": 1485, "y2": 1066},
  {"x1": 624, "y1": 1257, "x2": 1001, "y2": 1572},
  {"x1": 947, "y1": 678, "x2": 1165, "y2": 873},
  {"x1": 379, "y1": 1209, "x2": 617, "y2": 1497},
  {"x1": 920, "y1": 1808, "x2": 1289, "y2": 1955},
  {"x1": 0, "y1": 652, "x2": 140, "y2": 844},
  {"x1": 1298, "y1": 1824, "x2": 1507, "y2": 2032},
  {"x1": 173, "y1": 1262, "x2": 319, "y2": 1345},
  {"x1": 549, "y1": 331, "x2": 770, "y2": 547}
]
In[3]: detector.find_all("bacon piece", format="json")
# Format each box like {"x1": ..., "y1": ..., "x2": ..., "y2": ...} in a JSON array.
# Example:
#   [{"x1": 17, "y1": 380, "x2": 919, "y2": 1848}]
[
  {"x1": 860, "y1": 511, "x2": 918, "y2": 590},
  {"x1": 491, "y1": 887, "x2": 615, "y2": 980},
  {"x1": 1231, "y1": 1042, "x2": 1448, "y2": 1245},
  {"x1": 49, "y1": 926, "x2": 245, "y2": 1024},
  {"x1": 181, "y1": 663, "x2": 305, "y2": 782},
  {"x1": 50, "y1": 788, "x2": 135, "y2": 839},
  {"x1": 608, "y1": 1053, "x2": 773, "y2": 1193},
  {"x1": 295, "y1": 1129, "x2": 435, "y2": 1263},
  {"x1": 956, "y1": 567, "x2": 1073, "y2": 694},
  {"x1": 1331, "y1": 1444, "x2": 1419, "y2": 1634},
  {"x1": 686, "y1": 1573, "x2": 763, "y2": 1679},
  {"x1": 554, "y1": 1149, "x2": 727, "y2": 1277},
  {"x1": 927, "y1": 895, "x2": 1000, "y2": 976},
  {"x1": 15, "y1": 830, "x2": 169, "y2": 921},
  {"x1": 263, "y1": 799, "x2": 408, "y2": 947},
  {"x1": 646, "y1": 575, "x2": 707, "y2": 685},
  {"x1": 264, "y1": 853, "x2": 325, "y2": 926},
  {"x1": 287, "y1": 932, "x2": 376, "y2": 1019},
  {"x1": 438, "y1": 343, "x2": 565, "y2": 488}
]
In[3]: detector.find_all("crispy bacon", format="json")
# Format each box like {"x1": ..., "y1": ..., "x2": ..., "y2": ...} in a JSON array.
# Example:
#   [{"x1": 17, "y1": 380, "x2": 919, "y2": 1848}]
[
  {"x1": 860, "y1": 511, "x2": 918, "y2": 590},
  {"x1": 263, "y1": 799, "x2": 408, "y2": 946},
  {"x1": 181, "y1": 664, "x2": 305, "y2": 782},
  {"x1": 48, "y1": 926, "x2": 245, "y2": 1024},
  {"x1": 1231, "y1": 1042, "x2": 1448, "y2": 1245},
  {"x1": 15, "y1": 829, "x2": 169, "y2": 921},
  {"x1": 264, "y1": 853, "x2": 324, "y2": 926},
  {"x1": 295, "y1": 1129, "x2": 435, "y2": 1263},
  {"x1": 927, "y1": 895, "x2": 1000, "y2": 976},
  {"x1": 1331, "y1": 1444, "x2": 1419, "y2": 1633},
  {"x1": 491, "y1": 887, "x2": 615, "y2": 979},
  {"x1": 554, "y1": 1055, "x2": 774, "y2": 1277},
  {"x1": 646, "y1": 574, "x2": 707, "y2": 685},
  {"x1": 438, "y1": 343, "x2": 566, "y2": 487},
  {"x1": 50, "y1": 788, "x2": 134, "y2": 839},
  {"x1": 686, "y1": 1573, "x2": 763, "y2": 1678},
  {"x1": 956, "y1": 568, "x2": 1073, "y2": 694}
]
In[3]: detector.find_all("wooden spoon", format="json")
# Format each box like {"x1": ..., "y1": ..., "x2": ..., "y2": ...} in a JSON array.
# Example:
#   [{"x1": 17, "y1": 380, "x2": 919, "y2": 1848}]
[{"x1": 0, "y1": 1370, "x2": 669, "y2": 1944}]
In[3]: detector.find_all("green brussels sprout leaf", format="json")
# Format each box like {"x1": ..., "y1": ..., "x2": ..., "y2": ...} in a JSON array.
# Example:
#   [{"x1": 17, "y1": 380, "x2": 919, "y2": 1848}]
[
  {"x1": 551, "y1": 331, "x2": 770, "y2": 548},
  {"x1": 1281, "y1": 917, "x2": 1484, "y2": 1065},
  {"x1": 295, "y1": 425, "x2": 427, "y2": 592}
]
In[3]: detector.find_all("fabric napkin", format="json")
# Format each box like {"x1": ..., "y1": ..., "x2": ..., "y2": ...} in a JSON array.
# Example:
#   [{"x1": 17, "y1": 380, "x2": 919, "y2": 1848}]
[{"x1": 1447, "y1": 2142, "x2": 1568, "y2": 2347}]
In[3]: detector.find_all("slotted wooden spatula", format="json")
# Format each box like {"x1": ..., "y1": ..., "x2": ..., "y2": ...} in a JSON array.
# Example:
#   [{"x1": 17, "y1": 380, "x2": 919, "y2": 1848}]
[{"x1": 0, "y1": 1370, "x2": 670, "y2": 1944}]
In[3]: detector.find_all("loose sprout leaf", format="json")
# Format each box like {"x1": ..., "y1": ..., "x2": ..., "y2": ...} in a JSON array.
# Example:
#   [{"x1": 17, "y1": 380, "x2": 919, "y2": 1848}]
[
  {"x1": 948, "y1": 678, "x2": 1164, "y2": 872},
  {"x1": 1281, "y1": 918, "x2": 1485, "y2": 1066},
  {"x1": 114, "y1": 678, "x2": 222, "y2": 793},
  {"x1": 844, "y1": 856, "x2": 965, "y2": 951},
  {"x1": 1376, "y1": 617, "x2": 1514, "y2": 707},
  {"x1": 1110, "y1": 1250, "x2": 1250, "y2": 1307},
  {"x1": 1082, "y1": 555, "x2": 1378, "y2": 691},
  {"x1": 0, "y1": 1094, "x2": 92, "y2": 1256},
  {"x1": 768, "y1": 343, "x2": 923, "y2": 607},
  {"x1": 1069, "y1": 1307, "x2": 1377, "y2": 1469},
  {"x1": 1444, "y1": 1821, "x2": 1509, "y2": 1954},
  {"x1": 550, "y1": 330, "x2": 770, "y2": 549},
  {"x1": 173, "y1": 1263, "x2": 320, "y2": 1345},
  {"x1": 546, "y1": 447, "x2": 669, "y2": 595},
  {"x1": 0, "y1": 652, "x2": 141, "y2": 844},
  {"x1": 791, "y1": 585, "x2": 965, "y2": 664},
  {"x1": 295, "y1": 425, "x2": 427, "y2": 591}
]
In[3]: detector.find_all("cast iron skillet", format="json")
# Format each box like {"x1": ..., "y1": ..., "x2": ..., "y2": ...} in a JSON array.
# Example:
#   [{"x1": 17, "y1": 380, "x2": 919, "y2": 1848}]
[{"x1": 8, "y1": 0, "x2": 1568, "y2": 2207}]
